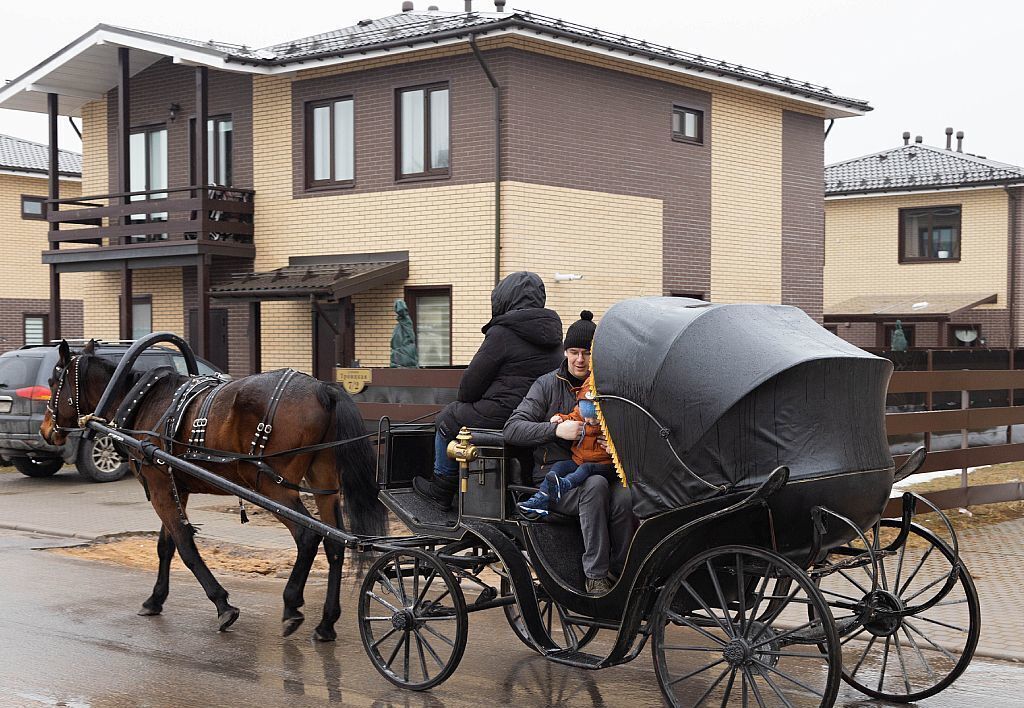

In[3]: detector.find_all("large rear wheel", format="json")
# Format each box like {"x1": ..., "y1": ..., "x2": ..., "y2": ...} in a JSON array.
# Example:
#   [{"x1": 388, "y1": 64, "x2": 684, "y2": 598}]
[
  {"x1": 358, "y1": 549, "x2": 468, "y2": 691},
  {"x1": 652, "y1": 545, "x2": 841, "y2": 708},
  {"x1": 814, "y1": 519, "x2": 980, "y2": 702}
]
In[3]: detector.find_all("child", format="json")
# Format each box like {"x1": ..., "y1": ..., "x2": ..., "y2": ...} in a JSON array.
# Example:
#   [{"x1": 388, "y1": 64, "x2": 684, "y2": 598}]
[{"x1": 517, "y1": 377, "x2": 616, "y2": 519}]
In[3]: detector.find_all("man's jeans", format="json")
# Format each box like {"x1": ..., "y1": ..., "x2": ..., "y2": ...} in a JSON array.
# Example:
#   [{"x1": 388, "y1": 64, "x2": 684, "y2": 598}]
[
  {"x1": 551, "y1": 475, "x2": 633, "y2": 579},
  {"x1": 433, "y1": 430, "x2": 459, "y2": 479}
]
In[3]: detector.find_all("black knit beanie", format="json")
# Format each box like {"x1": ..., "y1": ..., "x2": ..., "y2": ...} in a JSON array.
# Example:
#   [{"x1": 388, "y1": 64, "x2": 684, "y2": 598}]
[{"x1": 563, "y1": 310, "x2": 596, "y2": 350}]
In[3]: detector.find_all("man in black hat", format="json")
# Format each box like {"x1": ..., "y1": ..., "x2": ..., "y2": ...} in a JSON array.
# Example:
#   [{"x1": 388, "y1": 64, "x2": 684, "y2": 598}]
[{"x1": 504, "y1": 310, "x2": 633, "y2": 596}]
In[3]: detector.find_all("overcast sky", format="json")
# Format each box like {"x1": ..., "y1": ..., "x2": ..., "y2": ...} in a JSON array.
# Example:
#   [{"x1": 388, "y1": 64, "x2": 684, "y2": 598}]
[{"x1": 1, "y1": 0, "x2": 1019, "y2": 167}]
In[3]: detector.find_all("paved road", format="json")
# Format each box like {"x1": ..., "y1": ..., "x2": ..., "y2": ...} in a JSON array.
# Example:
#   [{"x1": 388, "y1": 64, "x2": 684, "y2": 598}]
[{"x1": 0, "y1": 528, "x2": 1021, "y2": 708}]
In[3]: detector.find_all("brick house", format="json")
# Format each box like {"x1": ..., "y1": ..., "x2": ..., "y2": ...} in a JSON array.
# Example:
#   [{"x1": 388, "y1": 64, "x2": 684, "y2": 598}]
[
  {"x1": 0, "y1": 4, "x2": 869, "y2": 377},
  {"x1": 824, "y1": 131, "x2": 1024, "y2": 348},
  {"x1": 0, "y1": 134, "x2": 82, "y2": 351}
]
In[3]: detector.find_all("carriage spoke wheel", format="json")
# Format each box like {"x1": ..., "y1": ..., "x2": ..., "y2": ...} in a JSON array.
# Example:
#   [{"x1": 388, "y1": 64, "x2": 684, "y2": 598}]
[
  {"x1": 358, "y1": 548, "x2": 468, "y2": 691},
  {"x1": 813, "y1": 519, "x2": 980, "y2": 702},
  {"x1": 499, "y1": 561, "x2": 600, "y2": 653},
  {"x1": 652, "y1": 545, "x2": 840, "y2": 708}
]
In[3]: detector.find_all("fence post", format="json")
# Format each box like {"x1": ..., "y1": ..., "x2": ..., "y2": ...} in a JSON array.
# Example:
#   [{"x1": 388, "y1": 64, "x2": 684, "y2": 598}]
[{"x1": 961, "y1": 387, "x2": 969, "y2": 488}]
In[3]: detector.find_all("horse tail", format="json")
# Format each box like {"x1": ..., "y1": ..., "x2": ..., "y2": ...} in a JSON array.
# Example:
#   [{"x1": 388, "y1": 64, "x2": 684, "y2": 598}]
[{"x1": 317, "y1": 382, "x2": 388, "y2": 540}]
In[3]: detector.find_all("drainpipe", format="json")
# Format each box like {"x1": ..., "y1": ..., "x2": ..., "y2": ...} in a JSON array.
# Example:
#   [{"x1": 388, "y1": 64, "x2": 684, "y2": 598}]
[
  {"x1": 824, "y1": 118, "x2": 835, "y2": 140},
  {"x1": 1008, "y1": 186, "x2": 1020, "y2": 348},
  {"x1": 469, "y1": 34, "x2": 502, "y2": 285}
]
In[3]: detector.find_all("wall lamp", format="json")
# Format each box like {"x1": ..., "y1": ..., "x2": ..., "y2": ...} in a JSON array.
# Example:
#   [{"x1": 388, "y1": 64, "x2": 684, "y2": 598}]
[
  {"x1": 553, "y1": 272, "x2": 584, "y2": 283},
  {"x1": 168, "y1": 103, "x2": 181, "y2": 121}
]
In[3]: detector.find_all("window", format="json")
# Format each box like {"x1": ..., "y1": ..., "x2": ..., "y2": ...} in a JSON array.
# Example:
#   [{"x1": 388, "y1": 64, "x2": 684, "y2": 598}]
[
  {"x1": 190, "y1": 115, "x2": 233, "y2": 186},
  {"x1": 21, "y1": 196, "x2": 46, "y2": 221},
  {"x1": 398, "y1": 84, "x2": 449, "y2": 178},
  {"x1": 405, "y1": 287, "x2": 451, "y2": 367},
  {"x1": 129, "y1": 125, "x2": 168, "y2": 242},
  {"x1": 23, "y1": 315, "x2": 47, "y2": 346},
  {"x1": 132, "y1": 296, "x2": 152, "y2": 341},
  {"x1": 899, "y1": 206, "x2": 961, "y2": 262},
  {"x1": 672, "y1": 105, "x2": 703, "y2": 144},
  {"x1": 305, "y1": 99, "x2": 354, "y2": 187}
]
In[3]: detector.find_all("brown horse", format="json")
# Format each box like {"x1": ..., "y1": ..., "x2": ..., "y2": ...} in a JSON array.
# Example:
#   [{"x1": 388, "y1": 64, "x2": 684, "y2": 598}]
[{"x1": 41, "y1": 339, "x2": 387, "y2": 639}]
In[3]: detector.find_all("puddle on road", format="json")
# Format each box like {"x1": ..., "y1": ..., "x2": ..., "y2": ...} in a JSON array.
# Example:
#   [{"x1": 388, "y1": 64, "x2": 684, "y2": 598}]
[{"x1": 46, "y1": 533, "x2": 335, "y2": 578}]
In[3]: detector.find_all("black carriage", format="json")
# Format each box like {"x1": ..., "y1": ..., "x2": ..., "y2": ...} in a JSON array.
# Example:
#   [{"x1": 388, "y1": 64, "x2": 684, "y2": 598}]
[
  {"x1": 75, "y1": 297, "x2": 980, "y2": 707},
  {"x1": 360, "y1": 297, "x2": 980, "y2": 706}
]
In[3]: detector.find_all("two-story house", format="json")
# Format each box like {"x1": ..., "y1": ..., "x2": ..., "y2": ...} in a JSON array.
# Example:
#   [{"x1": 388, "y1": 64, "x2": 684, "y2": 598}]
[
  {"x1": 824, "y1": 131, "x2": 1024, "y2": 348},
  {"x1": 0, "y1": 134, "x2": 82, "y2": 351},
  {"x1": 0, "y1": 3, "x2": 870, "y2": 377}
]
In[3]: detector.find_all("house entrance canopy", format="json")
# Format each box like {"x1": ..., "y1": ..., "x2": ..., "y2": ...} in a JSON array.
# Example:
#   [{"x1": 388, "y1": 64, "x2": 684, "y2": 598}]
[{"x1": 824, "y1": 292, "x2": 997, "y2": 323}]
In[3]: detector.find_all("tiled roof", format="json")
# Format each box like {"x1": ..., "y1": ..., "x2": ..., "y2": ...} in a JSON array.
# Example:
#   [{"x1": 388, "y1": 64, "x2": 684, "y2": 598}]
[
  {"x1": 826, "y1": 144, "x2": 1024, "y2": 196},
  {"x1": 238, "y1": 10, "x2": 868, "y2": 112},
  {"x1": 0, "y1": 133, "x2": 81, "y2": 176}
]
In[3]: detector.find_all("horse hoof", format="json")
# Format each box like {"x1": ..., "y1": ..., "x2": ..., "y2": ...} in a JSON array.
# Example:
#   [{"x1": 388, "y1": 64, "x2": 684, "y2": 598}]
[
  {"x1": 218, "y1": 607, "x2": 240, "y2": 632},
  {"x1": 313, "y1": 627, "x2": 336, "y2": 642},
  {"x1": 138, "y1": 605, "x2": 162, "y2": 617},
  {"x1": 282, "y1": 616, "x2": 305, "y2": 637}
]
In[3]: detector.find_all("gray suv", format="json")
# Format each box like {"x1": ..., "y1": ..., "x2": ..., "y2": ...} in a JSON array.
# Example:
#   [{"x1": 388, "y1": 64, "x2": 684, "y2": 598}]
[{"x1": 0, "y1": 341, "x2": 224, "y2": 482}]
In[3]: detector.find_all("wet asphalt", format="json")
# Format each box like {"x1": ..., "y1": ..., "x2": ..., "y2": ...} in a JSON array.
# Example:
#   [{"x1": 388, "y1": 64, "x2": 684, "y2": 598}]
[{"x1": 0, "y1": 528, "x2": 1021, "y2": 707}]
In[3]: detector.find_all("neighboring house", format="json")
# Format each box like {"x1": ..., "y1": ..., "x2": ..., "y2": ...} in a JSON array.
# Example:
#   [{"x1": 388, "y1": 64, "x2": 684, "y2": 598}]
[
  {"x1": 0, "y1": 134, "x2": 82, "y2": 352},
  {"x1": 824, "y1": 131, "x2": 1024, "y2": 348},
  {"x1": 0, "y1": 3, "x2": 869, "y2": 378}
]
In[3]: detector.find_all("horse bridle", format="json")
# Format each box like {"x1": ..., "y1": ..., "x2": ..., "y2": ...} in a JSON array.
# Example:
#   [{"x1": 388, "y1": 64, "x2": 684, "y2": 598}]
[{"x1": 47, "y1": 354, "x2": 88, "y2": 436}]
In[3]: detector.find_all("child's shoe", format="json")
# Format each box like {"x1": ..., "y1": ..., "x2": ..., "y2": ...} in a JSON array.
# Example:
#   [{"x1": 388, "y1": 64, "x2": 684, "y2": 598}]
[
  {"x1": 544, "y1": 470, "x2": 572, "y2": 503},
  {"x1": 516, "y1": 490, "x2": 549, "y2": 520}
]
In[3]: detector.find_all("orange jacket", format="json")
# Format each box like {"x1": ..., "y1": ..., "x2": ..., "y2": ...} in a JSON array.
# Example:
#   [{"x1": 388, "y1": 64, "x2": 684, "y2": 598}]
[{"x1": 564, "y1": 378, "x2": 613, "y2": 466}]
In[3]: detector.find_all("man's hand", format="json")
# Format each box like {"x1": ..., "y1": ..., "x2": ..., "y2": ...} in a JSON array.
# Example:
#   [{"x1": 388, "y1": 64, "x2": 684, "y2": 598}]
[{"x1": 555, "y1": 419, "x2": 583, "y2": 441}]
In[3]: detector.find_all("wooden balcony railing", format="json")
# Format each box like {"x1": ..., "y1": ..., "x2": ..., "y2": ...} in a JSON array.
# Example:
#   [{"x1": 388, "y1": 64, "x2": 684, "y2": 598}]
[{"x1": 46, "y1": 185, "x2": 255, "y2": 248}]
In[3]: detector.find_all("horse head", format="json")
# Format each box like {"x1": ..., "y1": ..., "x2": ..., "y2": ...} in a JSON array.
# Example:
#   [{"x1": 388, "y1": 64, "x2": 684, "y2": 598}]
[{"x1": 41, "y1": 338, "x2": 105, "y2": 445}]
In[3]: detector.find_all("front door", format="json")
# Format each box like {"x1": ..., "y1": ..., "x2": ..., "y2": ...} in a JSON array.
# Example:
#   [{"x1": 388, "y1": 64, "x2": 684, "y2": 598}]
[
  {"x1": 313, "y1": 298, "x2": 355, "y2": 381},
  {"x1": 188, "y1": 307, "x2": 229, "y2": 372}
]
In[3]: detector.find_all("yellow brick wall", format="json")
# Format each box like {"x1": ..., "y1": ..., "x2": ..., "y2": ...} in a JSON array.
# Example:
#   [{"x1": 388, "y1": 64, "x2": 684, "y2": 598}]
[
  {"x1": 824, "y1": 189, "x2": 1008, "y2": 310},
  {"x1": 0, "y1": 173, "x2": 79, "y2": 300}
]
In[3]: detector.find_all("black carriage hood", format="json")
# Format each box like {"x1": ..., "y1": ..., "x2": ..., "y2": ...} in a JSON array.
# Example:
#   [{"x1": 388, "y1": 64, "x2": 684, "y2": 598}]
[{"x1": 592, "y1": 298, "x2": 895, "y2": 518}]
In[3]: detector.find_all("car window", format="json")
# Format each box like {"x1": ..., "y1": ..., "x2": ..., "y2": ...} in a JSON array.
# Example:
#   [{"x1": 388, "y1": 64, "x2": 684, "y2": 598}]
[
  {"x1": 0, "y1": 355, "x2": 44, "y2": 390},
  {"x1": 98, "y1": 351, "x2": 174, "y2": 372},
  {"x1": 170, "y1": 354, "x2": 220, "y2": 376}
]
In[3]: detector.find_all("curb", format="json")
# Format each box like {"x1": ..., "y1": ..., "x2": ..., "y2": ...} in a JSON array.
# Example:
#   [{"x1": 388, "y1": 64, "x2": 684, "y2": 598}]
[{"x1": 0, "y1": 521, "x2": 100, "y2": 541}]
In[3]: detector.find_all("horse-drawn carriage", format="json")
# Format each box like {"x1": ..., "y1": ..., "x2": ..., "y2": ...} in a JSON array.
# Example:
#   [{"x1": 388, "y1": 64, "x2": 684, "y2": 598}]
[{"x1": 42, "y1": 297, "x2": 979, "y2": 707}]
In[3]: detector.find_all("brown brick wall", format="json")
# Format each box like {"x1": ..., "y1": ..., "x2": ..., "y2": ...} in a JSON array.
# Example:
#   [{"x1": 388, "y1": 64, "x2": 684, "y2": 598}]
[
  {"x1": 781, "y1": 110, "x2": 825, "y2": 321},
  {"x1": 106, "y1": 58, "x2": 253, "y2": 191},
  {"x1": 0, "y1": 298, "x2": 83, "y2": 353}
]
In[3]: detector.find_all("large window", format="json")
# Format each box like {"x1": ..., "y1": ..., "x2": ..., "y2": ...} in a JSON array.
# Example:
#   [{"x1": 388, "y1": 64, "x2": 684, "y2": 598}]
[
  {"x1": 398, "y1": 84, "x2": 449, "y2": 178},
  {"x1": 23, "y1": 315, "x2": 47, "y2": 346},
  {"x1": 899, "y1": 206, "x2": 961, "y2": 262},
  {"x1": 672, "y1": 105, "x2": 703, "y2": 144},
  {"x1": 406, "y1": 287, "x2": 451, "y2": 367},
  {"x1": 190, "y1": 115, "x2": 233, "y2": 186},
  {"x1": 129, "y1": 125, "x2": 168, "y2": 242},
  {"x1": 306, "y1": 98, "x2": 354, "y2": 188}
]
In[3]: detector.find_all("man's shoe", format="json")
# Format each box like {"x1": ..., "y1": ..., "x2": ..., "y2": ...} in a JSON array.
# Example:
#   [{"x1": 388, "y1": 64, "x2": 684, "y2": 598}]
[
  {"x1": 412, "y1": 475, "x2": 456, "y2": 511},
  {"x1": 585, "y1": 576, "x2": 614, "y2": 595}
]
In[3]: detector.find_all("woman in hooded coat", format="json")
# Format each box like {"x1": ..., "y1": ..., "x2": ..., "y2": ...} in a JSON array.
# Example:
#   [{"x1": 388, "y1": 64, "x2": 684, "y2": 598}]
[{"x1": 413, "y1": 271, "x2": 563, "y2": 508}]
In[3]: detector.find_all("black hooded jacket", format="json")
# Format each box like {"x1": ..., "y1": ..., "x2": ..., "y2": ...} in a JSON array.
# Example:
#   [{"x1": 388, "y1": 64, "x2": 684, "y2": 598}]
[{"x1": 436, "y1": 272, "x2": 563, "y2": 434}]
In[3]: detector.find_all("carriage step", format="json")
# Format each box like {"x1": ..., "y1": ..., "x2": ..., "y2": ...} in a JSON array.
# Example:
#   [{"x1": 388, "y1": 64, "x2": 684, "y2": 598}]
[{"x1": 545, "y1": 649, "x2": 605, "y2": 669}]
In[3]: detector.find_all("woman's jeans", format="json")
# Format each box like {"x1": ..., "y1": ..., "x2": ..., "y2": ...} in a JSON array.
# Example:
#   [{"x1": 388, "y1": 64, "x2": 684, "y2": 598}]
[{"x1": 433, "y1": 430, "x2": 459, "y2": 479}]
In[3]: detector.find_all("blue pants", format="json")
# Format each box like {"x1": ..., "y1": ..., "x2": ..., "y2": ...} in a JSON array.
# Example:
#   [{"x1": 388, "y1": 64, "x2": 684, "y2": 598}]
[
  {"x1": 433, "y1": 430, "x2": 459, "y2": 478},
  {"x1": 519, "y1": 460, "x2": 615, "y2": 513}
]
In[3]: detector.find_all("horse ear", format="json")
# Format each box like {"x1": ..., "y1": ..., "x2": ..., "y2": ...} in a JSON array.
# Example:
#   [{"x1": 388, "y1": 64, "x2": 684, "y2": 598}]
[
  {"x1": 58, "y1": 340, "x2": 70, "y2": 363},
  {"x1": 82, "y1": 338, "x2": 97, "y2": 355}
]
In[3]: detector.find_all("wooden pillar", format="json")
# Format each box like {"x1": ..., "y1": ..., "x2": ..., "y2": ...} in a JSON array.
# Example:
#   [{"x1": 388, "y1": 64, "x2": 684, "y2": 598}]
[
  {"x1": 117, "y1": 47, "x2": 130, "y2": 222},
  {"x1": 196, "y1": 256, "x2": 210, "y2": 358},
  {"x1": 194, "y1": 66, "x2": 208, "y2": 198},
  {"x1": 249, "y1": 301, "x2": 262, "y2": 374},
  {"x1": 47, "y1": 92, "x2": 61, "y2": 342},
  {"x1": 119, "y1": 263, "x2": 133, "y2": 341}
]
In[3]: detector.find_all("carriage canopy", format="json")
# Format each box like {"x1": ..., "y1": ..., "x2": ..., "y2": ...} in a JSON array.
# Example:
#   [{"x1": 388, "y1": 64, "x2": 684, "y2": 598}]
[{"x1": 592, "y1": 298, "x2": 894, "y2": 518}]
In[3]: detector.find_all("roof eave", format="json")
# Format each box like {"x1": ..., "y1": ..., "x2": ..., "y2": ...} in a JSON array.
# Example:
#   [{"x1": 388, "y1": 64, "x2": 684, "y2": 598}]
[{"x1": 826, "y1": 179, "x2": 1024, "y2": 199}]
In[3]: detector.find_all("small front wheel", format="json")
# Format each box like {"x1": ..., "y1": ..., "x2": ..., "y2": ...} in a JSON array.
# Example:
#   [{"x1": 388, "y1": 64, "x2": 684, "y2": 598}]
[
  {"x1": 358, "y1": 548, "x2": 468, "y2": 691},
  {"x1": 652, "y1": 545, "x2": 841, "y2": 708}
]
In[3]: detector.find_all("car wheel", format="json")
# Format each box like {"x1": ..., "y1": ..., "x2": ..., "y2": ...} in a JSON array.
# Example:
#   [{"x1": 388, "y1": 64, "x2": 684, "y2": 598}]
[
  {"x1": 76, "y1": 435, "x2": 129, "y2": 482},
  {"x1": 13, "y1": 456, "x2": 63, "y2": 477}
]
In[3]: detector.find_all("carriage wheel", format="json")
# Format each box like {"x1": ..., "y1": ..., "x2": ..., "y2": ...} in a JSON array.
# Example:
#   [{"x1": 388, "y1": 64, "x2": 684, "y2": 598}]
[
  {"x1": 814, "y1": 519, "x2": 980, "y2": 702},
  {"x1": 652, "y1": 545, "x2": 841, "y2": 708},
  {"x1": 501, "y1": 573, "x2": 600, "y2": 653},
  {"x1": 358, "y1": 548, "x2": 468, "y2": 691}
]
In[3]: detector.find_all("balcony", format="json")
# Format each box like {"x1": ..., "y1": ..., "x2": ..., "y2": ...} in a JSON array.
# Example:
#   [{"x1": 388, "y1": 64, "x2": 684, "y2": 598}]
[{"x1": 43, "y1": 185, "x2": 255, "y2": 271}]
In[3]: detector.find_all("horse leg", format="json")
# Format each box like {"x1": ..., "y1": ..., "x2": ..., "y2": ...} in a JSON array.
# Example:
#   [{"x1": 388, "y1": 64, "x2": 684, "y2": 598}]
[
  {"x1": 264, "y1": 483, "x2": 322, "y2": 637},
  {"x1": 311, "y1": 492, "x2": 347, "y2": 642},
  {"x1": 138, "y1": 524, "x2": 176, "y2": 616},
  {"x1": 147, "y1": 476, "x2": 239, "y2": 631}
]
